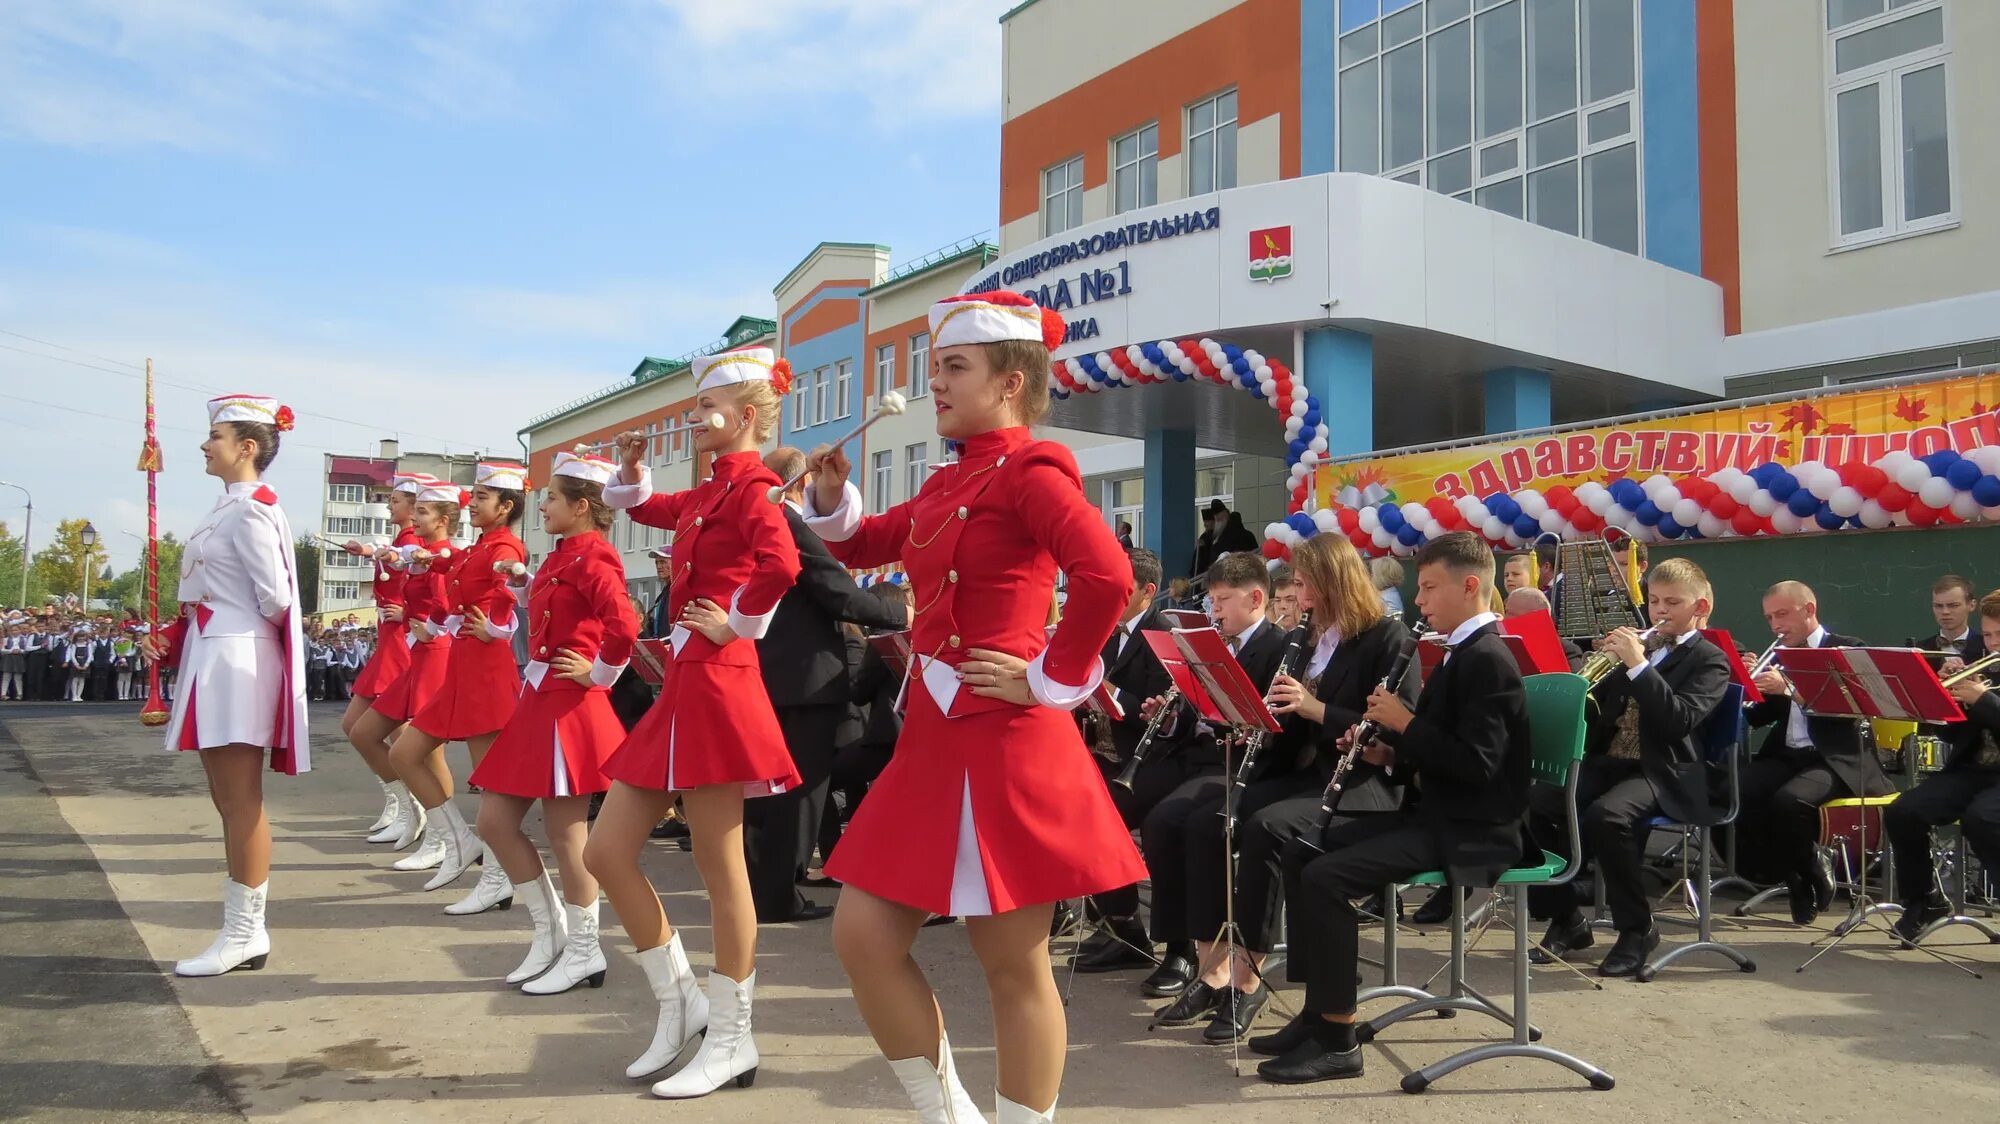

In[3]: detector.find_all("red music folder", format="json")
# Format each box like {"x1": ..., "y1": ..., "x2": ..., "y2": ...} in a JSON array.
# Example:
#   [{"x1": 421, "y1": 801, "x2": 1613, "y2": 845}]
[
  {"x1": 1142, "y1": 630, "x2": 1222, "y2": 724},
  {"x1": 631, "y1": 638, "x2": 671, "y2": 687},
  {"x1": 1776, "y1": 646, "x2": 1962, "y2": 723},
  {"x1": 1161, "y1": 609, "x2": 1212, "y2": 630},
  {"x1": 1417, "y1": 631, "x2": 1449, "y2": 679},
  {"x1": 1167, "y1": 627, "x2": 1282, "y2": 732},
  {"x1": 1498, "y1": 609, "x2": 1570, "y2": 676},
  {"x1": 867, "y1": 631, "x2": 912, "y2": 682},
  {"x1": 1701, "y1": 627, "x2": 1765, "y2": 705}
]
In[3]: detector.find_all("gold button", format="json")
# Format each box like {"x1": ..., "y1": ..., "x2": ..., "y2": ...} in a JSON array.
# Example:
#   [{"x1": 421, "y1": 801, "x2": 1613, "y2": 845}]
[
  {"x1": 948, "y1": 570, "x2": 959, "y2": 583},
  {"x1": 949, "y1": 634, "x2": 961, "y2": 647}
]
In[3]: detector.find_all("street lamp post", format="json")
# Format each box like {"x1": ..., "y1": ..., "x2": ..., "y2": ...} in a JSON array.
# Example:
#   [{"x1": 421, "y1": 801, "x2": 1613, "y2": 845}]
[
  {"x1": 80, "y1": 521, "x2": 98, "y2": 609},
  {"x1": 0, "y1": 480, "x2": 29, "y2": 608}
]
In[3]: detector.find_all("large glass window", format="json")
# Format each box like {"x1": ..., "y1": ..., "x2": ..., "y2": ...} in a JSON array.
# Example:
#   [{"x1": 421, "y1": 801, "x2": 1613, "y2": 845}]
[
  {"x1": 1336, "y1": 0, "x2": 1641, "y2": 253},
  {"x1": 1042, "y1": 157, "x2": 1084, "y2": 236},
  {"x1": 907, "y1": 332, "x2": 930, "y2": 398},
  {"x1": 1826, "y1": 0, "x2": 1953, "y2": 247},
  {"x1": 872, "y1": 450, "x2": 894, "y2": 514},
  {"x1": 874, "y1": 343, "x2": 896, "y2": 398},
  {"x1": 904, "y1": 443, "x2": 929, "y2": 499},
  {"x1": 1187, "y1": 90, "x2": 1239, "y2": 194},
  {"x1": 791, "y1": 373, "x2": 810, "y2": 432},
  {"x1": 834, "y1": 359, "x2": 853, "y2": 420},
  {"x1": 328, "y1": 483, "x2": 365, "y2": 504},
  {"x1": 1112, "y1": 123, "x2": 1159, "y2": 214},
  {"x1": 811, "y1": 366, "x2": 830, "y2": 427}
]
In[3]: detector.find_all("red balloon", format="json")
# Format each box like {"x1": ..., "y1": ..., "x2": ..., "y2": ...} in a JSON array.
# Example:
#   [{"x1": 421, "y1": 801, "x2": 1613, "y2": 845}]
[
  {"x1": 1708, "y1": 493, "x2": 1740, "y2": 520},
  {"x1": 1336, "y1": 507, "x2": 1360, "y2": 534},
  {"x1": 1907, "y1": 502, "x2": 1940, "y2": 526},
  {"x1": 1544, "y1": 485, "x2": 1576, "y2": 509},
  {"x1": 1261, "y1": 539, "x2": 1286, "y2": 559},
  {"x1": 1686, "y1": 479, "x2": 1718, "y2": 503},
  {"x1": 1571, "y1": 509, "x2": 1603, "y2": 533},
  {"x1": 1426, "y1": 497, "x2": 1456, "y2": 525},
  {"x1": 1851, "y1": 465, "x2": 1888, "y2": 494},
  {"x1": 1731, "y1": 508, "x2": 1764, "y2": 536},
  {"x1": 1876, "y1": 482, "x2": 1913, "y2": 512}
]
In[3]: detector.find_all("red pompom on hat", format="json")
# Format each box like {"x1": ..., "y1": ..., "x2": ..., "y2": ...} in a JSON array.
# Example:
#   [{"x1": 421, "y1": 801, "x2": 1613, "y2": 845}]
[
  {"x1": 273, "y1": 405, "x2": 295, "y2": 432},
  {"x1": 931, "y1": 290, "x2": 1065, "y2": 353},
  {"x1": 770, "y1": 356, "x2": 793, "y2": 397}
]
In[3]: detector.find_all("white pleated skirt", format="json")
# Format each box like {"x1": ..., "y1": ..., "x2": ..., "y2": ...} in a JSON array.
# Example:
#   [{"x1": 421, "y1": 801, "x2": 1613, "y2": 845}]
[{"x1": 163, "y1": 629, "x2": 285, "y2": 752}]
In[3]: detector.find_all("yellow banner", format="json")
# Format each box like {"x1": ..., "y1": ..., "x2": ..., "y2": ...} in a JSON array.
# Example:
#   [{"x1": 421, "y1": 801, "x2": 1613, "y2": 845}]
[{"x1": 1318, "y1": 368, "x2": 2000, "y2": 506}]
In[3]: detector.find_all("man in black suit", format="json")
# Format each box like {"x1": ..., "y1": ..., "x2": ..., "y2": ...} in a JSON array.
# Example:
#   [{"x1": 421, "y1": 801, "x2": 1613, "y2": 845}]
[
  {"x1": 1137, "y1": 555, "x2": 1289, "y2": 1012},
  {"x1": 1886, "y1": 590, "x2": 2000, "y2": 942},
  {"x1": 744, "y1": 448, "x2": 906, "y2": 923},
  {"x1": 826, "y1": 583, "x2": 911, "y2": 857},
  {"x1": 1256, "y1": 532, "x2": 1531, "y2": 1085},
  {"x1": 1528, "y1": 557, "x2": 1731, "y2": 976},
  {"x1": 1917, "y1": 574, "x2": 1980, "y2": 663},
  {"x1": 1739, "y1": 581, "x2": 1889, "y2": 925}
]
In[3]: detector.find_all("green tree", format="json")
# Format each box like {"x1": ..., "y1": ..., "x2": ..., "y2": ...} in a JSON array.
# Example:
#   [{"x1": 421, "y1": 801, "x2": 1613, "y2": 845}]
[
  {"x1": 105, "y1": 533, "x2": 184, "y2": 615},
  {"x1": 295, "y1": 536, "x2": 320, "y2": 617},
  {"x1": 0, "y1": 521, "x2": 43, "y2": 609},
  {"x1": 31, "y1": 518, "x2": 112, "y2": 604}
]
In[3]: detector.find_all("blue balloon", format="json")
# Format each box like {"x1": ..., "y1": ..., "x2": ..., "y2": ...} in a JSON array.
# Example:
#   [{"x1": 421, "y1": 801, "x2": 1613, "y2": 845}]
[
  {"x1": 1656, "y1": 515, "x2": 1684, "y2": 539},
  {"x1": 1617, "y1": 485, "x2": 1646, "y2": 511},
  {"x1": 1946, "y1": 459, "x2": 1982, "y2": 490},
  {"x1": 1286, "y1": 513, "x2": 1317, "y2": 536},
  {"x1": 1766, "y1": 472, "x2": 1799, "y2": 501},
  {"x1": 1814, "y1": 505, "x2": 1846, "y2": 531},
  {"x1": 1303, "y1": 409, "x2": 1321, "y2": 429},
  {"x1": 1848, "y1": 515, "x2": 1867, "y2": 528},
  {"x1": 1974, "y1": 474, "x2": 2000, "y2": 507},
  {"x1": 1635, "y1": 500, "x2": 1663, "y2": 526},
  {"x1": 1513, "y1": 514, "x2": 1541, "y2": 538},
  {"x1": 1786, "y1": 489, "x2": 1821, "y2": 517},
  {"x1": 1749, "y1": 463, "x2": 1783, "y2": 487},
  {"x1": 1288, "y1": 438, "x2": 1308, "y2": 460},
  {"x1": 1923, "y1": 450, "x2": 1961, "y2": 475},
  {"x1": 1172, "y1": 367, "x2": 1189, "y2": 382},
  {"x1": 1379, "y1": 505, "x2": 1405, "y2": 532},
  {"x1": 1396, "y1": 525, "x2": 1423, "y2": 546}
]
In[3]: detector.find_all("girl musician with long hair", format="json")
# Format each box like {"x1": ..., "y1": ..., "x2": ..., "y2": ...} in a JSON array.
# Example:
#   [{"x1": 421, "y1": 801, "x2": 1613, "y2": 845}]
[
  {"x1": 339, "y1": 473, "x2": 424, "y2": 846},
  {"x1": 802, "y1": 291, "x2": 1143, "y2": 1124},
  {"x1": 469, "y1": 452, "x2": 636, "y2": 993},
  {"x1": 389, "y1": 464, "x2": 528, "y2": 900},
  {"x1": 141, "y1": 394, "x2": 309, "y2": 977},
  {"x1": 586, "y1": 348, "x2": 802, "y2": 1098}
]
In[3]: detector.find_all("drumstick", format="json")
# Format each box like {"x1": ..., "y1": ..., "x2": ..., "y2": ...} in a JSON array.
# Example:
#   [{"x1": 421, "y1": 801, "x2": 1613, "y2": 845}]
[
  {"x1": 575, "y1": 412, "x2": 725, "y2": 458},
  {"x1": 493, "y1": 560, "x2": 528, "y2": 577},
  {"x1": 766, "y1": 392, "x2": 908, "y2": 503}
]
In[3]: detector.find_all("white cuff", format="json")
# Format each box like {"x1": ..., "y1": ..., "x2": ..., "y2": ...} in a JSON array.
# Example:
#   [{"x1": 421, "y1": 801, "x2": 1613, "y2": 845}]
[
  {"x1": 602, "y1": 465, "x2": 654, "y2": 509},
  {"x1": 484, "y1": 614, "x2": 517, "y2": 638},
  {"x1": 588, "y1": 656, "x2": 627, "y2": 687},
  {"x1": 726, "y1": 586, "x2": 778, "y2": 641},
  {"x1": 1624, "y1": 662, "x2": 1649, "y2": 680},
  {"x1": 1025, "y1": 650, "x2": 1104, "y2": 712},
  {"x1": 801, "y1": 480, "x2": 863, "y2": 542},
  {"x1": 524, "y1": 660, "x2": 549, "y2": 689},
  {"x1": 441, "y1": 613, "x2": 464, "y2": 637}
]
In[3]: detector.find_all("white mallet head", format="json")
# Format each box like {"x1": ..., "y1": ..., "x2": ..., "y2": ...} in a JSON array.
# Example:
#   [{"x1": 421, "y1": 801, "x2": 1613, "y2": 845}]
[{"x1": 879, "y1": 391, "x2": 908, "y2": 417}]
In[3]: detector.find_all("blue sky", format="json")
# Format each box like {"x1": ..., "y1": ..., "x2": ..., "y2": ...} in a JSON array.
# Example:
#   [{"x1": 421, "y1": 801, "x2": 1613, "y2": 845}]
[{"x1": 0, "y1": 0, "x2": 1007, "y2": 563}]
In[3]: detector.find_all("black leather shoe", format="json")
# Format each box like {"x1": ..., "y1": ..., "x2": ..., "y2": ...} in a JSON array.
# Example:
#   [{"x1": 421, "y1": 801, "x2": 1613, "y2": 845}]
[
  {"x1": 1073, "y1": 921, "x2": 1154, "y2": 973},
  {"x1": 1892, "y1": 898, "x2": 1950, "y2": 945},
  {"x1": 1411, "y1": 886, "x2": 1464, "y2": 925},
  {"x1": 649, "y1": 818, "x2": 689, "y2": 840},
  {"x1": 1810, "y1": 854, "x2": 1837, "y2": 912},
  {"x1": 1202, "y1": 987, "x2": 1267, "y2": 1044},
  {"x1": 1152, "y1": 981, "x2": 1223, "y2": 1027},
  {"x1": 1248, "y1": 1012, "x2": 1315, "y2": 1057},
  {"x1": 1528, "y1": 914, "x2": 1595, "y2": 965},
  {"x1": 1597, "y1": 926, "x2": 1660, "y2": 977},
  {"x1": 1787, "y1": 875, "x2": 1820, "y2": 926},
  {"x1": 1256, "y1": 1040, "x2": 1363, "y2": 1085},
  {"x1": 1049, "y1": 901, "x2": 1080, "y2": 939},
  {"x1": 1140, "y1": 949, "x2": 1197, "y2": 998},
  {"x1": 922, "y1": 914, "x2": 958, "y2": 928}
]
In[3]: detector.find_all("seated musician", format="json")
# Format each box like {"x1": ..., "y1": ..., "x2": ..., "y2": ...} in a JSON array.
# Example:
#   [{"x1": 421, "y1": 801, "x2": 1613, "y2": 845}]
[
  {"x1": 1740, "y1": 581, "x2": 1891, "y2": 924},
  {"x1": 1072, "y1": 549, "x2": 1182, "y2": 972},
  {"x1": 1527, "y1": 558, "x2": 1730, "y2": 976},
  {"x1": 1919, "y1": 575, "x2": 1980, "y2": 662},
  {"x1": 1256, "y1": 533, "x2": 1531, "y2": 1085},
  {"x1": 1885, "y1": 589, "x2": 2000, "y2": 943},
  {"x1": 1158, "y1": 534, "x2": 1417, "y2": 1044},
  {"x1": 1132, "y1": 555, "x2": 1287, "y2": 1012},
  {"x1": 1504, "y1": 587, "x2": 1585, "y2": 671}
]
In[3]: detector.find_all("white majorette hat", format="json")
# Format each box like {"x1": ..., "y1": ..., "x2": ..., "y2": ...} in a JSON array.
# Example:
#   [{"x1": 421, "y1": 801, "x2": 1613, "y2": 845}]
[
  {"x1": 475, "y1": 461, "x2": 529, "y2": 491},
  {"x1": 416, "y1": 480, "x2": 468, "y2": 505},
  {"x1": 207, "y1": 393, "x2": 296, "y2": 431},
  {"x1": 692, "y1": 347, "x2": 794, "y2": 396},
  {"x1": 550, "y1": 450, "x2": 617, "y2": 487},
  {"x1": 930, "y1": 290, "x2": 1067, "y2": 352},
  {"x1": 391, "y1": 472, "x2": 435, "y2": 495}
]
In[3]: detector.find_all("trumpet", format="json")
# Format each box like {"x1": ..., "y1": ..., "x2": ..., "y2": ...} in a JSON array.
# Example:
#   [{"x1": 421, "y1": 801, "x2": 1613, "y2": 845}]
[
  {"x1": 574, "y1": 412, "x2": 727, "y2": 458},
  {"x1": 1747, "y1": 638, "x2": 1784, "y2": 679},
  {"x1": 1112, "y1": 686, "x2": 1183, "y2": 790},
  {"x1": 1941, "y1": 651, "x2": 2000, "y2": 687},
  {"x1": 767, "y1": 392, "x2": 909, "y2": 503},
  {"x1": 1577, "y1": 626, "x2": 1657, "y2": 684}
]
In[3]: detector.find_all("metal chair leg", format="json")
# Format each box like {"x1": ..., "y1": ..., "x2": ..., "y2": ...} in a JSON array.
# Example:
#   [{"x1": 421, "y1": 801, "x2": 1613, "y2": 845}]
[
  {"x1": 1357, "y1": 884, "x2": 1438, "y2": 1008},
  {"x1": 1638, "y1": 827, "x2": 1757, "y2": 981},
  {"x1": 1915, "y1": 832, "x2": 2000, "y2": 947},
  {"x1": 1361, "y1": 885, "x2": 1540, "y2": 1044}
]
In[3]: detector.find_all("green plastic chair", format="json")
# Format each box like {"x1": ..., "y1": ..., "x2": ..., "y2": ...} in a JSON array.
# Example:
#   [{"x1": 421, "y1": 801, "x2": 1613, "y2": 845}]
[{"x1": 1358, "y1": 672, "x2": 1615, "y2": 1094}]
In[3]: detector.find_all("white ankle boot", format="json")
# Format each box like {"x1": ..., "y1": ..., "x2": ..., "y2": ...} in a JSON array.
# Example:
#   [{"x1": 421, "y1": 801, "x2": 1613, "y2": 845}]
[
  {"x1": 651, "y1": 970, "x2": 758, "y2": 1099},
  {"x1": 521, "y1": 900, "x2": 607, "y2": 994},
  {"x1": 505, "y1": 872, "x2": 567, "y2": 984},
  {"x1": 386, "y1": 790, "x2": 427, "y2": 849},
  {"x1": 889, "y1": 1030, "x2": 988, "y2": 1123},
  {"x1": 996, "y1": 1093, "x2": 1056, "y2": 1123},
  {"x1": 367, "y1": 780, "x2": 399, "y2": 834},
  {"x1": 423, "y1": 804, "x2": 481, "y2": 890},
  {"x1": 445, "y1": 857, "x2": 514, "y2": 915},
  {"x1": 175, "y1": 879, "x2": 271, "y2": 977},
  {"x1": 368, "y1": 781, "x2": 413, "y2": 842},
  {"x1": 391, "y1": 809, "x2": 447, "y2": 871},
  {"x1": 626, "y1": 934, "x2": 709, "y2": 1078}
]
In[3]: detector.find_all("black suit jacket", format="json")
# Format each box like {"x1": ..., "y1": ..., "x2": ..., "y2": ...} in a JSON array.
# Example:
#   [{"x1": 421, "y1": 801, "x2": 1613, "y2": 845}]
[
  {"x1": 1942, "y1": 689, "x2": 2000, "y2": 773},
  {"x1": 1265, "y1": 615, "x2": 1417, "y2": 812},
  {"x1": 1383, "y1": 622, "x2": 1532, "y2": 886},
  {"x1": 1745, "y1": 630, "x2": 1890, "y2": 798},
  {"x1": 1098, "y1": 609, "x2": 1176, "y2": 760},
  {"x1": 1919, "y1": 631, "x2": 1983, "y2": 665},
  {"x1": 757, "y1": 508, "x2": 906, "y2": 709},
  {"x1": 850, "y1": 639, "x2": 904, "y2": 750},
  {"x1": 1586, "y1": 635, "x2": 1732, "y2": 825}
]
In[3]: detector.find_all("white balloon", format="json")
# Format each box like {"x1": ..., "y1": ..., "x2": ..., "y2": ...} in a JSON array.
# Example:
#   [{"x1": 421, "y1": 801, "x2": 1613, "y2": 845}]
[
  {"x1": 1771, "y1": 509, "x2": 1804, "y2": 534},
  {"x1": 1372, "y1": 529, "x2": 1394, "y2": 549},
  {"x1": 1919, "y1": 476, "x2": 1956, "y2": 509},
  {"x1": 1971, "y1": 446, "x2": 2000, "y2": 474},
  {"x1": 1401, "y1": 502, "x2": 1427, "y2": 527},
  {"x1": 1875, "y1": 450, "x2": 1913, "y2": 473},
  {"x1": 1806, "y1": 471, "x2": 1840, "y2": 501},
  {"x1": 1896, "y1": 462, "x2": 1934, "y2": 492},
  {"x1": 1285, "y1": 417, "x2": 1305, "y2": 438},
  {"x1": 1794, "y1": 460, "x2": 1825, "y2": 483},
  {"x1": 1748, "y1": 491, "x2": 1780, "y2": 517},
  {"x1": 1585, "y1": 490, "x2": 1616, "y2": 516},
  {"x1": 1982, "y1": 506, "x2": 2000, "y2": 523},
  {"x1": 1483, "y1": 516, "x2": 1507, "y2": 540},
  {"x1": 1655, "y1": 485, "x2": 1683, "y2": 509},
  {"x1": 1308, "y1": 436, "x2": 1329, "y2": 454},
  {"x1": 1312, "y1": 508, "x2": 1340, "y2": 533},
  {"x1": 1263, "y1": 522, "x2": 1289, "y2": 542},
  {"x1": 1539, "y1": 510, "x2": 1566, "y2": 534},
  {"x1": 1672, "y1": 498, "x2": 1703, "y2": 526},
  {"x1": 1858, "y1": 499, "x2": 1892, "y2": 529},
  {"x1": 1950, "y1": 492, "x2": 1982, "y2": 520},
  {"x1": 1708, "y1": 467, "x2": 1742, "y2": 487},
  {"x1": 1291, "y1": 398, "x2": 1309, "y2": 418},
  {"x1": 1503, "y1": 529, "x2": 1526, "y2": 548},
  {"x1": 1827, "y1": 486, "x2": 1864, "y2": 518},
  {"x1": 1698, "y1": 512, "x2": 1727, "y2": 538},
  {"x1": 1890, "y1": 508, "x2": 1913, "y2": 527},
  {"x1": 1643, "y1": 474, "x2": 1672, "y2": 495},
  {"x1": 1516, "y1": 492, "x2": 1549, "y2": 519},
  {"x1": 1358, "y1": 506, "x2": 1381, "y2": 533},
  {"x1": 1727, "y1": 475, "x2": 1760, "y2": 504}
]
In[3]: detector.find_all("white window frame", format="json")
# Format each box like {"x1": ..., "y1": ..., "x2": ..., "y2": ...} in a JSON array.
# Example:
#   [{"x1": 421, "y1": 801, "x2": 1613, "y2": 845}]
[
  {"x1": 791, "y1": 373, "x2": 811, "y2": 432},
  {"x1": 326, "y1": 581, "x2": 361, "y2": 601},
  {"x1": 904, "y1": 442, "x2": 929, "y2": 500},
  {"x1": 1112, "y1": 122, "x2": 1159, "y2": 214},
  {"x1": 907, "y1": 332, "x2": 930, "y2": 398},
  {"x1": 874, "y1": 343, "x2": 896, "y2": 399},
  {"x1": 871, "y1": 450, "x2": 894, "y2": 514},
  {"x1": 1186, "y1": 89, "x2": 1239, "y2": 195},
  {"x1": 679, "y1": 410, "x2": 695, "y2": 462},
  {"x1": 1042, "y1": 156, "x2": 1084, "y2": 236},
  {"x1": 833, "y1": 359, "x2": 853, "y2": 420},
  {"x1": 1823, "y1": 0, "x2": 1956, "y2": 251},
  {"x1": 328, "y1": 483, "x2": 365, "y2": 504}
]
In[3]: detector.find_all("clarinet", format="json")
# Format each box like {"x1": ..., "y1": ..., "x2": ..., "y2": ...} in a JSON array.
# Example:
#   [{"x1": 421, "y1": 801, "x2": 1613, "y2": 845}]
[
  {"x1": 1302, "y1": 644, "x2": 1419, "y2": 852},
  {"x1": 1111, "y1": 685, "x2": 1182, "y2": 790},
  {"x1": 1222, "y1": 611, "x2": 1313, "y2": 831}
]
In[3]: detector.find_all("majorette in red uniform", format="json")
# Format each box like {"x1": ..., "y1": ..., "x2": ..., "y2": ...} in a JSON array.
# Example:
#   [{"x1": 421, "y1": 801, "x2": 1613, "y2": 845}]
[
  {"x1": 394, "y1": 463, "x2": 530, "y2": 898},
  {"x1": 350, "y1": 473, "x2": 426, "y2": 846},
  {"x1": 802, "y1": 292, "x2": 1142, "y2": 1124},
  {"x1": 594, "y1": 346, "x2": 800, "y2": 1099},
  {"x1": 471, "y1": 450, "x2": 638, "y2": 994},
  {"x1": 149, "y1": 393, "x2": 309, "y2": 979},
  {"x1": 368, "y1": 480, "x2": 459, "y2": 875},
  {"x1": 351, "y1": 481, "x2": 424, "y2": 699}
]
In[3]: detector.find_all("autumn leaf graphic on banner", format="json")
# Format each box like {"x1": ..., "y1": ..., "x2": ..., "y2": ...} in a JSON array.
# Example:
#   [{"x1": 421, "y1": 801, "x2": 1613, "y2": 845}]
[
  {"x1": 1972, "y1": 402, "x2": 1989, "y2": 415},
  {"x1": 1781, "y1": 401, "x2": 1825, "y2": 434},
  {"x1": 1895, "y1": 395, "x2": 1929, "y2": 423},
  {"x1": 1822, "y1": 422, "x2": 1857, "y2": 436}
]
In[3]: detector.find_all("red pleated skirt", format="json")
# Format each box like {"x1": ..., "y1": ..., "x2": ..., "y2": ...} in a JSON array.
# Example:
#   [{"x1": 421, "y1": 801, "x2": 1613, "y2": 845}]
[
  {"x1": 351, "y1": 621, "x2": 410, "y2": 698},
  {"x1": 604, "y1": 657, "x2": 798, "y2": 796},
  {"x1": 472, "y1": 682, "x2": 621, "y2": 798},
  {"x1": 370, "y1": 637, "x2": 452, "y2": 723},
  {"x1": 412, "y1": 632, "x2": 521, "y2": 740}
]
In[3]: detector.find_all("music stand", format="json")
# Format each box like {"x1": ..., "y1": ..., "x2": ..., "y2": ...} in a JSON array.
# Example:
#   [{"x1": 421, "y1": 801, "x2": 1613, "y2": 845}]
[
  {"x1": 1701, "y1": 628, "x2": 1765, "y2": 705},
  {"x1": 1498, "y1": 609, "x2": 1570, "y2": 675},
  {"x1": 630, "y1": 638, "x2": 671, "y2": 687},
  {"x1": 1778, "y1": 647, "x2": 1978, "y2": 976}
]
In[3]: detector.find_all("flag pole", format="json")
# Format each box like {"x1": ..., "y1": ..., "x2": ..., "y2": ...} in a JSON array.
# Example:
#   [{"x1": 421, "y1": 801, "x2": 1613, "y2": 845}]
[{"x1": 138, "y1": 357, "x2": 170, "y2": 726}]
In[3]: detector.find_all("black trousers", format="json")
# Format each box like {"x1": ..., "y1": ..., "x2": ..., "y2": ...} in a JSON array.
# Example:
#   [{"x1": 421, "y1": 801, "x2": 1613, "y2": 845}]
[
  {"x1": 1183, "y1": 775, "x2": 1320, "y2": 952},
  {"x1": 1528, "y1": 756, "x2": 1660, "y2": 932},
  {"x1": 743, "y1": 703, "x2": 844, "y2": 921},
  {"x1": 1736, "y1": 752, "x2": 1851, "y2": 883},
  {"x1": 88, "y1": 665, "x2": 112, "y2": 701},
  {"x1": 1140, "y1": 773, "x2": 1227, "y2": 944},
  {"x1": 1884, "y1": 769, "x2": 2000, "y2": 904},
  {"x1": 1091, "y1": 753, "x2": 1215, "y2": 921},
  {"x1": 1293, "y1": 815, "x2": 1445, "y2": 1016},
  {"x1": 821, "y1": 740, "x2": 893, "y2": 865}
]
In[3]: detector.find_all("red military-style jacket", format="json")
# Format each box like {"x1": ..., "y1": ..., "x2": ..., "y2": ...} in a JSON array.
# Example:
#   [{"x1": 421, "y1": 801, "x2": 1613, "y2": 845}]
[
  {"x1": 442, "y1": 526, "x2": 526, "y2": 636},
  {"x1": 521, "y1": 530, "x2": 637, "y2": 690}
]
